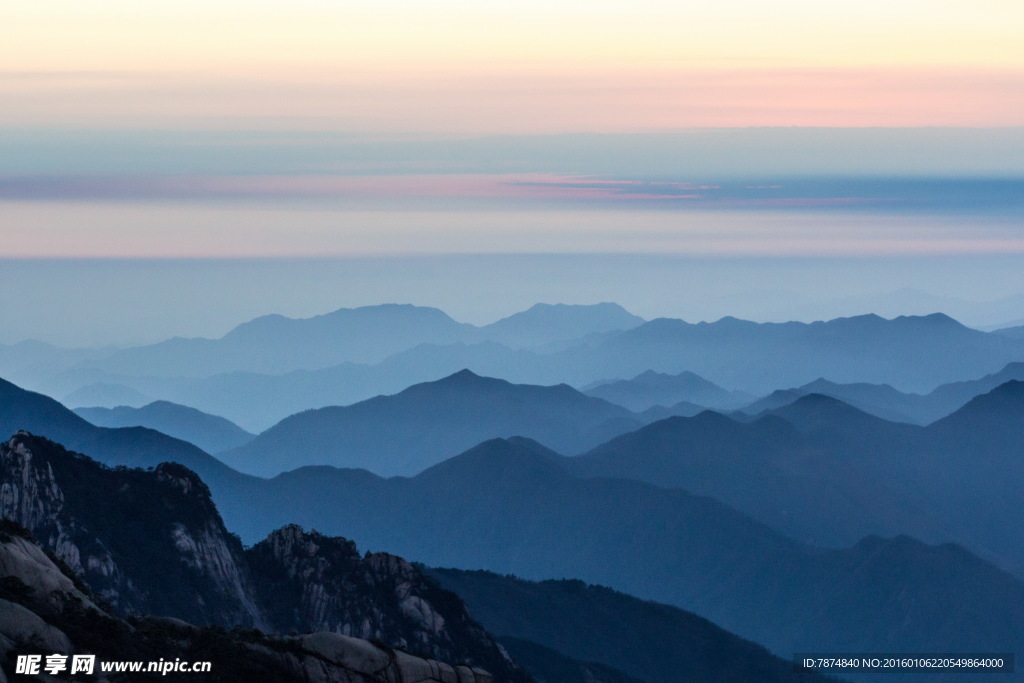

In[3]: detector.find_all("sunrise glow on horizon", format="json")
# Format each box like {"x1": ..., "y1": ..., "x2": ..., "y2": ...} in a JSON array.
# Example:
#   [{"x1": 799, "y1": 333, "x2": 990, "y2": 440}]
[
  {"x1": 5, "y1": 0, "x2": 1024, "y2": 132},
  {"x1": 2, "y1": 0, "x2": 1022, "y2": 269}
]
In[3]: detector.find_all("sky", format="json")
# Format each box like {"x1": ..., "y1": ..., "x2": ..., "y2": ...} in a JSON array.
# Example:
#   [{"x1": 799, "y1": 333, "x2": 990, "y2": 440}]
[
  {"x1": 1, "y1": 1, "x2": 1023, "y2": 345},
  {"x1": 5, "y1": 1, "x2": 1024, "y2": 131}
]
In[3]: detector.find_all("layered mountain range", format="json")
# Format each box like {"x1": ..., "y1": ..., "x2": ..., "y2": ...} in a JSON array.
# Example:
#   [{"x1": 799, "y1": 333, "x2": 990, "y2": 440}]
[
  {"x1": 736, "y1": 361, "x2": 1024, "y2": 424},
  {"x1": 3, "y1": 300, "x2": 1024, "y2": 682},
  {"x1": 5, "y1": 304, "x2": 1024, "y2": 430},
  {"x1": 569, "y1": 384, "x2": 1024, "y2": 568},
  {"x1": 219, "y1": 370, "x2": 641, "y2": 477},
  {"x1": 8, "y1": 366, "x2": 1024, "y2": 566},
  {"x1": 0, "y1": 428, "x2": 832, "y2": 682},
  {"x1": 211, "y1": 437, "x2": 1024, "y2": 663}
]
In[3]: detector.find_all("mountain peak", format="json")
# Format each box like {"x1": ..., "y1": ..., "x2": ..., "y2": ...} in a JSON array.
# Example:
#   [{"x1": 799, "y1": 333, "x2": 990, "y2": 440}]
[
  {"x1": 789, "y1": 392, "x2": 850, "y2": 408},
  {"x1": 819, "y1": 311, "x2": 968, "y2": 332},
  {"x1": 422, "y1": 368, "x2": 506, "y2": 391},
  {"x1": 480, "y1": 302, "x2": 644, "y2": 348},
  {"x1": 987, "y1": 378, "x2": 1024, "y2": 394},
  {"x1": 0, "y1": 376, "x2": 97, "y2": 445},
  {"x1": 939, "y1": 380, "x2": 1024, "y2": 426},
  {"x1": 416, "y1": 438, "x2": 568, "y2": 484},
  {"x1": 223, "y1": 370, "x2": 634, "y2": 477},
  {"x1": 892, "y1": 312, "x2": 967, "y2": 329},
  {"x1": 801, "y1": 377, "x2": 841, "y2": 391},
  {"x1": 444, "y1": 368, "x2": 485, "y2": 382},
  {"x1": 515, "y1": 301, "x2": 638, "y2": 318},
  {"x1": 768, "y1": 392, "x2": 892, "y2": 432},
  {"x1": 710, "y1": 315, "x2": 753, "y2": 327},
  {"x1": 634, "y1": 369, "x2": 668, "y2": 381}
]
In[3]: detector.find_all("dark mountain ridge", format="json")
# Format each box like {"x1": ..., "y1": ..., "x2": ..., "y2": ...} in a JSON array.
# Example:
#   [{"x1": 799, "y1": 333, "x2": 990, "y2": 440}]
[
  {"x1": 7, "y1": 371, "x2": 1024, "y2": 576},
  {"x1": 582, "y1": 369, "x2": 751, "y2": 411},
  {"x1": 572, "y1": 384, "x2": 1024, "y2": 574},
  {"x1": 205, "y1": 437, "x2": 1024, "y2": 665},
  {"x1": 430, "y1": 569, "x2": 829, "y2": 683},
  {"x1": 0, "y1": 431, "x2": 258, "y2": 626},
  {"x1": 568, "y1": 403, "x2": 943, "y2": 550},
  {"x1": 220, "y1": 370, "x2": 641, "y2": 477},
  {"x1": 0, "y1": 410, "x2": 849, "y2": 682},
  {"x1": 75, "y1": 400, "x2": 255, "y2": 453},
  {"x1": 737, "y1": 361, "x2": 1024, "y2": 425},
  {"x1": 0, "y1": 376, "x2": 254, "y2": 496}
]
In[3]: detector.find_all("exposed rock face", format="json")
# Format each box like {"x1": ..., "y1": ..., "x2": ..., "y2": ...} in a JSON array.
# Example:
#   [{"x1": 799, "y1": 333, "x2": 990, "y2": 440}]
[
  {"x1": 0, "y1": 526, "x2": 497, "y2": 682},
  {"x1": 247, "y1": 525, "x2": 520, "y2": 678},
  {"x1": 0, "y1": 432, "x2": 263, "y2": 628},
  {"x1": 0, "y1": 432, "x2": 526, "y2": 681},
  {"x1": 273, "y1": 632, "x2": 496, "y2": 683},
  {"x1": 0, "y1": 523, "x2": 86, "y2": 672},
  {"x1": 0, "y1": 527, "x2": 98, "y2": 618},
  {"x1": 0, "y1": 434, "x2": 131, "y2": 611}
]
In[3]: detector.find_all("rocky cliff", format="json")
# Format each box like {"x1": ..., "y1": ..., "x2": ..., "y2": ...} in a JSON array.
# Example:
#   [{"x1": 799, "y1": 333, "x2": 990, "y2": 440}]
[
  {"x1": 250, "y1": 528, "x2": 512, "y2": 667},
  {"x1": 0, "y1": 521, "x2": 498, "y2": 682},
  {"x1": 0, "y1": 431, "x2": 262, "y2": 628},
  {"x1": 249, "y1": 525, "x2": 516, "y2": 675},
  {"x1": 0, "y1": 432, "x2": 526, "y2": 682}
]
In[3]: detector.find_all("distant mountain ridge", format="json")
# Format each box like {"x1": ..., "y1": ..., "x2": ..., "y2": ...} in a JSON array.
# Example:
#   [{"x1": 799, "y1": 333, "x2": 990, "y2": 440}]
[
  {"x1": 75, "y1": 400, "x2": 255, "y2": 453},
  {"x1": 220, "y1": 369, "x2": 642, "y2": 477},
  {"x1": 479, "y1": 302, "x2": 644, "y2": 349},
  {"x1": 992, "y1": 323, "x2": 1024, "y2": 339},
  {"x1": 64, "y1": 382, "x2": 154, "y2": 409},
  {"x1": 0, "y1": 376, "x2": 251, "y2": 495},
  {"x1": 9, "y1": 369, "x2": 1024, "y2": 576},
  {"x1": 736, "y1": 361, "x2": 1024, "y2": 424},
  {"x1": 566, "y1": 406, "x2": 945, "y2": 551},
  {"x1": 11, "y1": 306, "x2": 1024, "y2": 431},
  {"x1": 8, "y1": 370, "x2": 1024, "y2": 577},
  {"x1": 557, "y1": 312, "x2": 1024, "y2": 393},
  {"x1": 572, "y1": 382, "x2": 1024, "y2": 574},
  {"x1": 582, "y1": 369, "x2": 752, "y2": 411},
  {"x1": 75, "y1": 302, "x2": 646, "y2": 378}
]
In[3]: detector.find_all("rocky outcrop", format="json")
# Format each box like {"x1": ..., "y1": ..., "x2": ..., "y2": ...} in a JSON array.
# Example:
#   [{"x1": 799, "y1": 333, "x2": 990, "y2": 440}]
[
  {"x1": 0, "y1": 435, "x2": 127, "y2": 608},
  {"x1": 0, "y1": 432, "x2": 264, "y2": 628},
  {"x1": 0, "y1": 526, "x2": 496, "y2": 682},
  {"x1": 247, "y1": 525, "x2": 521, "y2": 679},
  {"x1": 0, "y1": 433, "x2": 526, "y2": 681},
  {"x1": 268, "y1": 632, "x2": 496, "y2": 683}
]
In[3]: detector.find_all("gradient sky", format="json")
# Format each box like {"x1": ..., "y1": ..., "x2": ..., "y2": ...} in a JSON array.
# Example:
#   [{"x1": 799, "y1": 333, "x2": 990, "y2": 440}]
[
  {"x1": 4, "y1": 0, "x2": 1024, "y2": 131},
  {"x1": 2, "y1": 1, "x2": 1023, "y2": 344}
]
